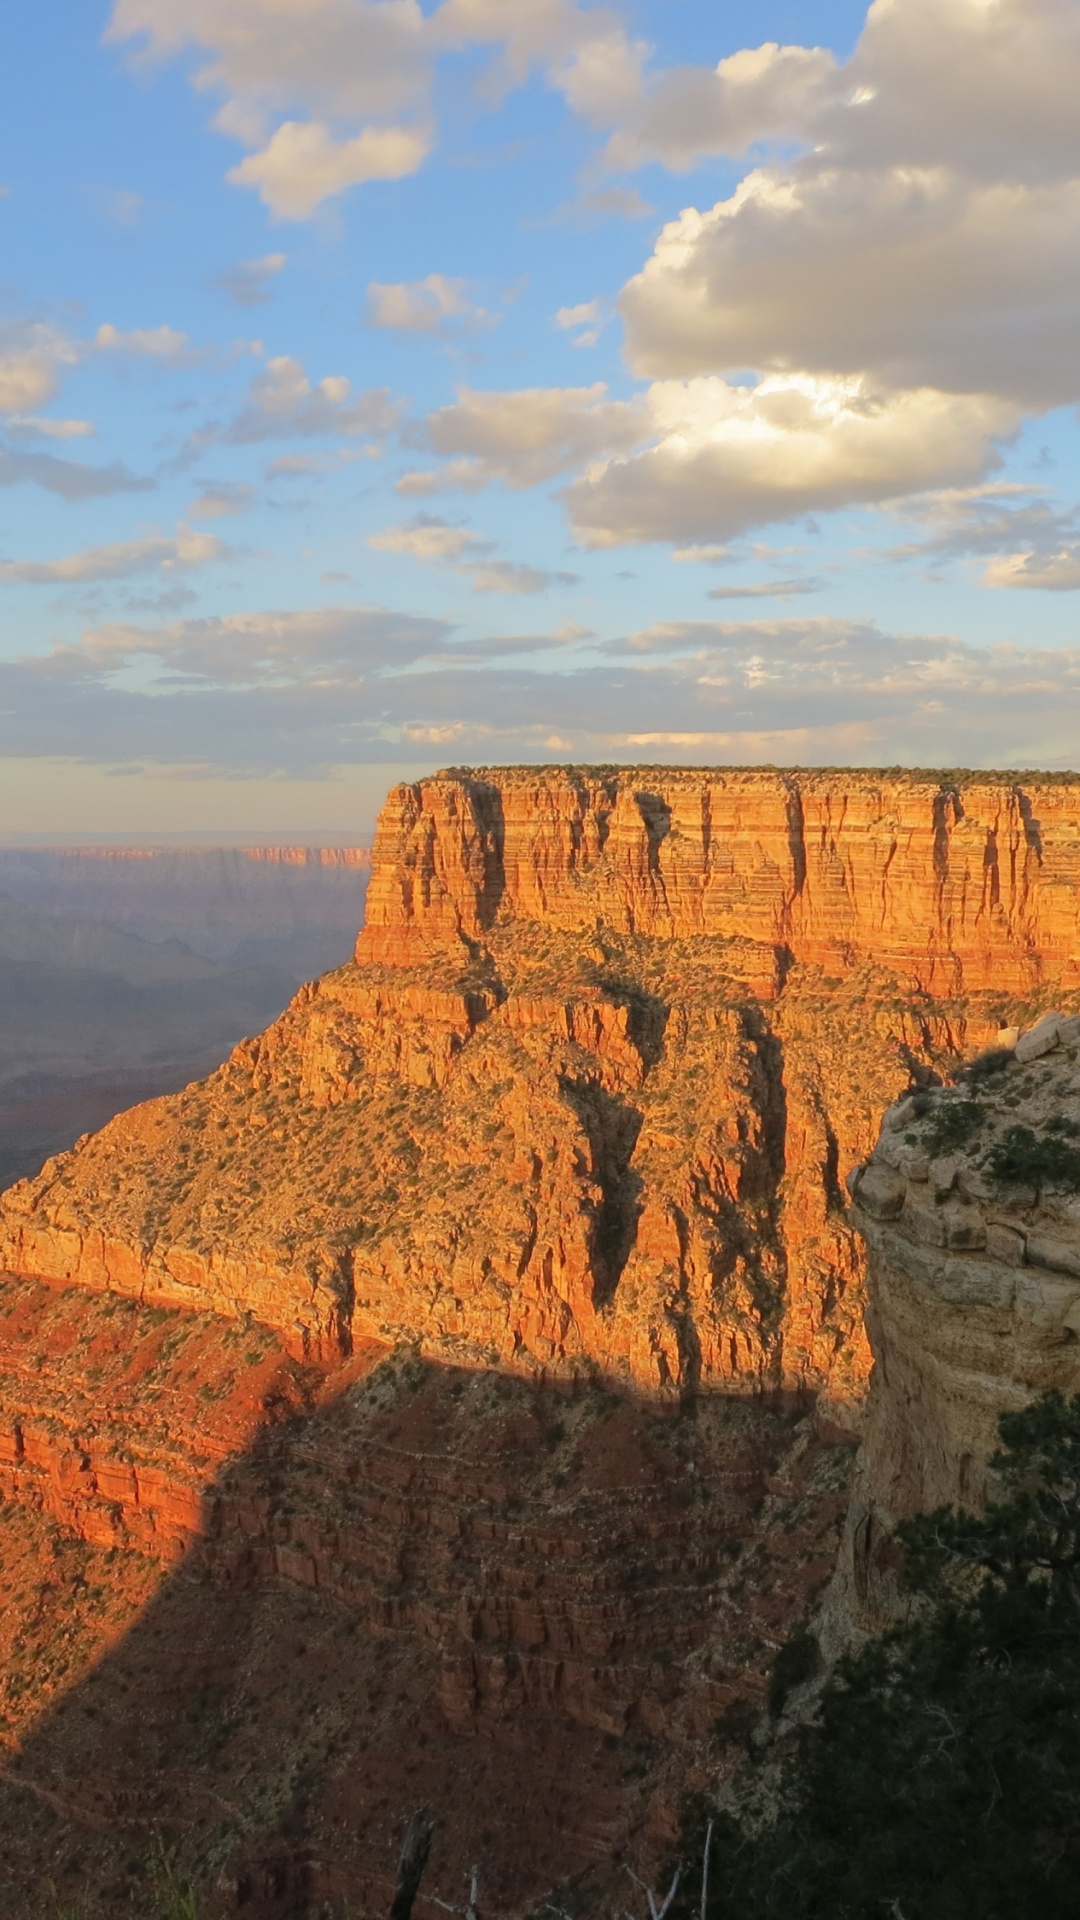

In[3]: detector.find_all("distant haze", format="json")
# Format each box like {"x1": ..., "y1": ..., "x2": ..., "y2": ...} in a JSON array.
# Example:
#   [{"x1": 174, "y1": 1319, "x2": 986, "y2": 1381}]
[{"x1": 0, "y1": 844, "x2": 371, "y2": 1188}]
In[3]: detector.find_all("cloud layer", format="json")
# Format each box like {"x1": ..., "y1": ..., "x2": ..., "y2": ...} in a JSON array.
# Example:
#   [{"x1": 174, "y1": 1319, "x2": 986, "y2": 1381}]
[{"x1": 3, "y1": 605, "x2": 1077, "y2": 775}]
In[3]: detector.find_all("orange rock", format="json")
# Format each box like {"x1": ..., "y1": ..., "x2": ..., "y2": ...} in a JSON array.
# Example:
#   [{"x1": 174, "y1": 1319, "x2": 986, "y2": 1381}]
[{"x1": 2, "y1": 765, "x2": 1079, "y2": 1400}]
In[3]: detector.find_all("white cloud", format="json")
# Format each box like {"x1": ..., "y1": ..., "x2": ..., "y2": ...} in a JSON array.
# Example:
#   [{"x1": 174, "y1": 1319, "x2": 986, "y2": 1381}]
[
  {"x1": 425, "y1": 382, "x2": 642, "y2": 489},
  {"x1": 618, "y1": 2, "x2": 1080, "y2": 409},
  {"x1": 565, "y1": 373, "x2": 1017, "y2": 546},
  {"x1": 984, "y1": 548, "x2": 1080, "y2": 590},
  {"x1": 228, "y1": 119, "x2": 430, "y2": 219},
  {"x1": 107, "y1": 0, "x2": 651, "y2": 215},
  {"x1": 186, "y1": 481, "x2": 257, "y2": 519},
  {"x1": 369, "y1": 513, "x2": 579, "y2": 594},
  {"x1": 370, "y1": 515, "x2": 478, "y2": 564},
  {"x1": 600, "y1": 40, "x2": 838, "y2": 174},
  {"x1": 94, "y1": 321, "x2": 193, "y2": 362},
  {"x1": 554, "y1": 298, "x2": 608, "y2": 347},
  {"x1": 0, "y1": 323, "x2": 80, "y2": 415},
  {"x1": 413, "y1": 371, "x2": 1015, "y2": 545},
  {"x1": 366, "y1": 274, "x2": 491, "y2": 333},
  {"x1": 0, "y1": 525, "x2": 229, "y2": 585},
  {"x1": 210, "y1": 252, "x2": 287, "y2": 307},
  {"x1": 223, "y1": 355, "x2": 399, "y2": 443}
]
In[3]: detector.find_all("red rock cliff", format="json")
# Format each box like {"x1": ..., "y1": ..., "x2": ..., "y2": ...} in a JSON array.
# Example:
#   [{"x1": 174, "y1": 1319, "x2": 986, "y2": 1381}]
[
  {"x1": 1, "y1": 766, "x2": 1078, "y2": 1402},
  {"x1": 359, "y1": 767, "x2": 1080, "y2": 993}
]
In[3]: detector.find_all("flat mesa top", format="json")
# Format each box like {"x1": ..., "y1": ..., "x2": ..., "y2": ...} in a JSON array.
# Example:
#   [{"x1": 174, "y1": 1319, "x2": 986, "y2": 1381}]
[{"x1": 431, "y1": 764, "x2": 1080, "y2": 790}]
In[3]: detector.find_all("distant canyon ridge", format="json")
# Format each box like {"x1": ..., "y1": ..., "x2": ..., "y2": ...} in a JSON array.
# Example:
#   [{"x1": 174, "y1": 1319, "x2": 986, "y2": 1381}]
[{"x1": 0, "y1": 843, "x2": 370, "y2": 1185}]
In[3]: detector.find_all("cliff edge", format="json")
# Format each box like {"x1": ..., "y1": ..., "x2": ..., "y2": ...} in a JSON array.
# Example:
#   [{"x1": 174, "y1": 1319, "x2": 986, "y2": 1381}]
[
  {"x1": 828, "y1": 1009, "x2": 1080, "y2": 1646},
  {"x1": 2, "y1": 766, "x2": 1080, "y2": 1397}
]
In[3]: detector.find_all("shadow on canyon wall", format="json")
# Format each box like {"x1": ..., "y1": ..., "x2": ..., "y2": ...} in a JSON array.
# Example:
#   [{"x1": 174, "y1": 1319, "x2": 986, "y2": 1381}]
[{"x1": 0, "y1": 1331, "x2": 855, "y2": 1920}]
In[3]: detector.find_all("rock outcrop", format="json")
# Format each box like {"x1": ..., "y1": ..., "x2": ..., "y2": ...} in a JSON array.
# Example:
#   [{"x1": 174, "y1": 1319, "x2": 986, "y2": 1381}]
[
  {"x1": 3, "y1": 766, "x2": 1080, "y2": 1401},
  {"x1": 2, "y1": 766, "x2": 1080, "y2": 1911},
  {"x1": 828, "y1": 1011, "x2": 1080, "y2": 1645}
]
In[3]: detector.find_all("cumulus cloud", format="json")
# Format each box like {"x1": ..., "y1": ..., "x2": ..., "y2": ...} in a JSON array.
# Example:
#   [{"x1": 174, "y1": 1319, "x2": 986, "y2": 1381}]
[
  {"x1": 600, "y1": 40, "x2": 839, "y2": 174},
  {"x1": 619, "y1": 1, "x2": 1080, "y2": 410},
  {"x1": 564, "y1": 374, "x2": 1017, "y2": 546},
  {"x1": 228, "y1": 119, "x2": 430, "y2": 219},
  {"x1": 0, "y1": 323, "x2": 80, "y2": 415},
  {"x1": 94, "y1": 321, "x2": 193, "y2": 362},
  {"x1": 106, "y1": 0, "x2": 654, "y2": 215},
  {"x1": 209, "y1": 252, "x2": 287, "y2": 307},
  {"x1": 0, "y1": 525, "x2": 230, "y2": 585},
  {"x1": 366, "y1": 274, "x2": 492, "y2": 334},
  {"x1": 370, "y1": 513, "x2": 579, "y2": 594},
  {"x1": 220, "y1": 355, "x2": 399, "y2": 444},
  {"x1": 414, "y1": 372, "x2": 1015, "y2": 544},
  {"x1": 424, "y1": 382, "x2": 642, "y2": 489}
]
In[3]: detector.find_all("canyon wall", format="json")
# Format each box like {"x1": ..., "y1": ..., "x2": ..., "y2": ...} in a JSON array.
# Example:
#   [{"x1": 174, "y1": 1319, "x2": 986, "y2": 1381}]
[
  {"x1": 359, "y1": 768, "x2": 1080, "y2": 993},
  {"x1": 1, "y1": 768, "x2": 1080, "y2": 1398},
  {"x1": 0, "y1": 767, "x2": 1079, "y2": 1912},
  {"x1": 827, "y1": 1009, "x2": 1080, "y2": 1646}
]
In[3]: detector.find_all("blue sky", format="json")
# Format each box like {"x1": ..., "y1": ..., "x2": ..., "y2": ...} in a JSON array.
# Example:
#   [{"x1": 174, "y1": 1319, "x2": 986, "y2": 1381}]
[{"x1": 2, "y1": 0, "x2": 1080, "y2": 833}]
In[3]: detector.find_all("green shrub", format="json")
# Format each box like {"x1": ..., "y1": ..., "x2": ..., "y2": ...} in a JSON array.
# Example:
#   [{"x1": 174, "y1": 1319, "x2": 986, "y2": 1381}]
[
  {"x1": 987, "y1": 1125, "x2": 1080, "y2": 1190},
  {"x1": 673, "y1": 1391, "x2": 1080, "y2": 1920},
  {"x1": 960, "y1": 1047, "x2": 1013, "y2": 1084},
  {"x1": 766, "y1": 1625, "x2": 820, "y2": 1717},
  {"x1": 920, "y1": 1098, "x2": 984, "y2": 1155}
]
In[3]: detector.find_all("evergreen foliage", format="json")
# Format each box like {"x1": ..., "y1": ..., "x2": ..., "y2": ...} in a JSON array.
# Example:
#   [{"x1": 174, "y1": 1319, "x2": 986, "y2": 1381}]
[{"x1": 677, "y1": 1392, "x2": 1080, "y2": 1919}]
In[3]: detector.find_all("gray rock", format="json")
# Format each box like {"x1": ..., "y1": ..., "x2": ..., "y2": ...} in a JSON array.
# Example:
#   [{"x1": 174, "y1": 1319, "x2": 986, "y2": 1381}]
[
  {"x1": 957, "y1": 1162, "x2": 997, "y2": 1203},
  {"x1": 944, "y1": 1203, "x2": 987, "y2": 1251},
  {"x1": 882, "y1": 1095, "x2": 917, "y2": 1133},
  {"x1": 1024, "y1": 1232, "x2": 1080, "y2": 1281},
  {"x1": 1015, "y1": 1014, "x2": 1063, "y2": 1063},
  {"x1": 986, "y1": 1223, "x2": 1026, "y2": 1265},
  {"x1": 929, "y1": 1153, "x2": 962, "y2": 1198},
  {"x1": 856, "y1": 1165, "x2": 907, "y2": 1220},
  {"x1": 939, "y1": 1257, "x2": 1016, "y2": 1309}
]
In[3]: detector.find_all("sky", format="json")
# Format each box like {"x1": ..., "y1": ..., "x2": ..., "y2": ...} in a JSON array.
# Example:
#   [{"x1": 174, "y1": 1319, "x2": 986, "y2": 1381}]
[{"x1": 2, "y1": 0, "x2": 1080, "y2": 834}]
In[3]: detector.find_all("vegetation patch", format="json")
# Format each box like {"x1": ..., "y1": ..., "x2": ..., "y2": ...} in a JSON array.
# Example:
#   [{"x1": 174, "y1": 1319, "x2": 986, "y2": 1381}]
[
  {"x1": 673, "y1": 1391, "x2": 1080, "y2": 1919},
  {"x1": 987, "y1": 1125, "x2": 1080, "y2": 1190}
]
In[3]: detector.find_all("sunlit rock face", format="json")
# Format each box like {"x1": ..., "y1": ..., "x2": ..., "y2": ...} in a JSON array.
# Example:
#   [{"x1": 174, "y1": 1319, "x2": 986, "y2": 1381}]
[
  {"x1": 3, "y1": 766, "x2": 1080, "y2": 1398},
  {"x1": 825, "y1": 1009, "x2": 1080, "y2": 1648}
]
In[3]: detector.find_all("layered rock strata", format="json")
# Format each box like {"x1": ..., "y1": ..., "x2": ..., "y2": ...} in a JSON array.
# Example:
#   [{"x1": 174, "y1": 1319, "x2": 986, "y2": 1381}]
[
  {"x1": 5, "y1": 766, "x2": 1080, "y2": 1399},
  {"x1": 831, "y1": 1009, "x2": 1080, "y2": 1642},
  {"x1": 0, "y1": 1278, "x2": 852, "y2": 1917}
]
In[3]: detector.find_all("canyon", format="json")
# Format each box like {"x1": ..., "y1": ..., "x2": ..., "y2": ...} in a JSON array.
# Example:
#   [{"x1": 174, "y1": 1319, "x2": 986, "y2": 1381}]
[
  {"x1": 0, "y1": 766, "x2": 1078, "y2": 1915},
  {"x1": 0, "y1": 845, "x2": 371, "y2": 1186}
]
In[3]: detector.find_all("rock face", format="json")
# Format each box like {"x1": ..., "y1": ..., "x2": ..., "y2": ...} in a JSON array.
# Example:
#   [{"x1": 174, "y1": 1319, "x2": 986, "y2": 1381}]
[
  {"x1": 0, "y1": 1277, "x2": 852, "y2": 1917},
  {"x1": 2, "y1": 766, "x2": 1080, "y2": 1911},
  {"x1": 359, "y1": 767, "x2": 1080, "y2": 992},
  {"x1": 3, "y1": 766, "x2": 1080, "y2": 1401},
  {"x1": 828, "y1": 1012, "x2": 1080, "y2": 1644}
]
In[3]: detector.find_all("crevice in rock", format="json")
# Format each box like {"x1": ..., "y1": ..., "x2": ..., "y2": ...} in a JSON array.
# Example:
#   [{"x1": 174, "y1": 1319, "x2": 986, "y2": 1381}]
[{"x1": 559, "y1": 1077, "x2": 643, "y2": 1310}]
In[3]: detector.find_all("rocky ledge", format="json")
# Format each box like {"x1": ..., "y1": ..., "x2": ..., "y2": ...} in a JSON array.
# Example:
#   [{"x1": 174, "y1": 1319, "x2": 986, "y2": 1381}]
[{"x1": 831, "y1": 1009, "x2": 1080, "y2": 1642}]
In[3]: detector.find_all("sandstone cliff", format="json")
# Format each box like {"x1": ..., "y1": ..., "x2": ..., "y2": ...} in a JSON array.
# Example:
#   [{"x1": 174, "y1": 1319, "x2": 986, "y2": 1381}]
[
  {"x1": 2, "y1": 766, "x2": 1079, "y2": 1400},
  {"x1": 1, "y1": 766, "x2": 1079, "y2": 1912},
  {"x1": 829, "y1": 1008, "x2": 1080, "y2": 1646}
]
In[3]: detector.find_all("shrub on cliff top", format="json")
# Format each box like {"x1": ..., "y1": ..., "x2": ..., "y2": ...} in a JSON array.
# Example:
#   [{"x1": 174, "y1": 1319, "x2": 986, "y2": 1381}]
[
  {"x1": 677, "y1": 1391, "x2": 1080, "y2": 1919},
  {"x1": 986, "y1": 1124, "x2": 1080, "y2": 1191}
]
